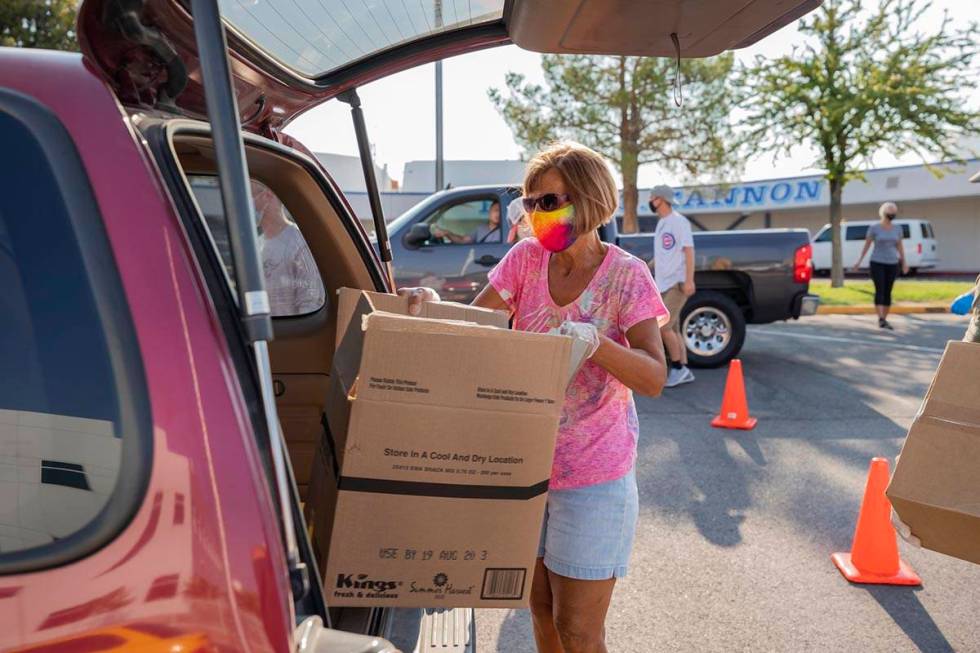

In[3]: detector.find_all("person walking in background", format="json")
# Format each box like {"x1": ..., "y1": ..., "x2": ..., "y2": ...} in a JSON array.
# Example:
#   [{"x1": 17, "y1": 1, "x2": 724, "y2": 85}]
[
  {"x1": 852, "y1": 201, "x2": 909, "y2": 330},
  {"x1": 649, "y1": 185, "x2": 696, "y2": 387}
]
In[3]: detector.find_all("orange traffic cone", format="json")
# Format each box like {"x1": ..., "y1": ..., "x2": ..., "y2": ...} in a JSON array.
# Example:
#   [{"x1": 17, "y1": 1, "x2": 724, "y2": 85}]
[
  {"x1": 710, "y1": 359, "x2": 757, "y2": 430},
  {"x1": 831, "y1": 457, "x2": 921, "y2": 585}
]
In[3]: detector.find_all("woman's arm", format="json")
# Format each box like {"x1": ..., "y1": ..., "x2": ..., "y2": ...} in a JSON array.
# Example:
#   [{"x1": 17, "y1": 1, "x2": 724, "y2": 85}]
[
  {"x1": 472, "y1": 284, "x2": 509, "y2": 311},
  {"x1": 853, "y1": 236, "x2": 873, "y2": 271},
  {"x1": 590, "y1": 318, "x2": 667, "y2": 397},
  {"x1": 897, "y1": 238, "x2": 909, "y2": 275}
]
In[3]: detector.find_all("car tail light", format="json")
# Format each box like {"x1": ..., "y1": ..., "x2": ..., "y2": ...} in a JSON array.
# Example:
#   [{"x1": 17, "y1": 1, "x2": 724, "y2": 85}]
[
  {"x1": 794, "y1": 243, "x2": 813, "y2": 284},
  {"x1": 917, "y1": 243, "x2": 923, "y2": 254}
]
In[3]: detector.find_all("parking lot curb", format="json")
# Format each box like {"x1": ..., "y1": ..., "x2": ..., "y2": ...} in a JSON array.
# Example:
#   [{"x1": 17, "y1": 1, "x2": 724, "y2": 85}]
[{"x1": 817, "y1": 303, "x2": 949, "y2": 315}]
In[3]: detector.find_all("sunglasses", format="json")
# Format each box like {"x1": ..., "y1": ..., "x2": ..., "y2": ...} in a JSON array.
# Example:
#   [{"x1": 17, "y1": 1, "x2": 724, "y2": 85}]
[{"x1": 522, "y1": 193, "x2": 572, "y2": 213}]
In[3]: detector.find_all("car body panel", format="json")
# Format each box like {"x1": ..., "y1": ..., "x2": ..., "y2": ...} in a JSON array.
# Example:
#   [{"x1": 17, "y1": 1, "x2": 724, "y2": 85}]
[{"x1": 0, "y1": 49, "x2": 292, "y2": 652}]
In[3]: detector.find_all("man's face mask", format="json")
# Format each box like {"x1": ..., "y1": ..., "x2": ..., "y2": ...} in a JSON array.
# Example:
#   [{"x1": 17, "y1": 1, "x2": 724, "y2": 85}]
[{"x1": 529, "y1": 203, "x2": 577, "y2": 252}]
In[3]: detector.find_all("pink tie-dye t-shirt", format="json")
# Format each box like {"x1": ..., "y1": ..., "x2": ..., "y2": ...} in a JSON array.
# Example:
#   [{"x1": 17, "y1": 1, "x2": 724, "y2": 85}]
[{"x1": 488, "y1": 238, "x2": 669, "y2": 490}]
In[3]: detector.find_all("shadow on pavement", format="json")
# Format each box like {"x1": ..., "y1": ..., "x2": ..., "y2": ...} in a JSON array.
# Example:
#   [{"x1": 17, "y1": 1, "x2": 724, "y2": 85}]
[
  {"x1": 865, "y1": 586, "x2": 955, "y2": 653},
  {"x1": 494, "y1": 609, "x2": 535, "y2": 653}
]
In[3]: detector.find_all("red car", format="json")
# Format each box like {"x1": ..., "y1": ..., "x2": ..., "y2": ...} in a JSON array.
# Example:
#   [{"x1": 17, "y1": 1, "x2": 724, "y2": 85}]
[{"x1": 0, "y1": 1, "x2": 820, "y2": 651}]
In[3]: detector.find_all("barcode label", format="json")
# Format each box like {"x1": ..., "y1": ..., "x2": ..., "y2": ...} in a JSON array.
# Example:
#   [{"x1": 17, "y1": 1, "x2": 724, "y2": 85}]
[{"x1": 481, "y1": 568, "x2": 526, "y2": 600}]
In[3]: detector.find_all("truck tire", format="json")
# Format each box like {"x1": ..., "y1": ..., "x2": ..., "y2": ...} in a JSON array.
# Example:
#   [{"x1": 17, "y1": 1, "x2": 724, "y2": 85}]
[{"x1": 680, "y1": 291, "x2": 746, "y2": 369}]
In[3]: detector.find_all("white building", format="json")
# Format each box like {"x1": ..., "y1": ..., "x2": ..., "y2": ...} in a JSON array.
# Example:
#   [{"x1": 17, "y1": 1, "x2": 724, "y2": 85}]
[
  {"x1": 401, "y1": 159, "x2": 526, "y2": 192},
  {"x1": 627, "y1": 161, "x2": 980, "y2": 272},
  {"x1": 313, "y1": 152, "x2": 396, "y2": 192}
]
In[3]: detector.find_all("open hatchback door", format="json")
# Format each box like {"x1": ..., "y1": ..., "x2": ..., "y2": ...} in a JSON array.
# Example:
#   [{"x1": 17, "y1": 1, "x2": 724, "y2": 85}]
[{"x1": 80, "y1": 0, "x2": 821, "y2": 133}]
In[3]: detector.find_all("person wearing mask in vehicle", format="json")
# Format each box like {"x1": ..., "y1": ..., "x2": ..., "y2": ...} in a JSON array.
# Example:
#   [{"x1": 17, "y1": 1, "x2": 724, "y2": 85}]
[
  {"x1": 432, "y1": 200, "x2": 501, "y2": 244},
  {"x1": 252, "y1": 181, "x2": 325, "y2": 316},
  {"x1": 401, "y1": 141, "x2": 668, "y2": 653},
  {"x1": 649, "y1": 184, "x2": 696, "y2": 387},
  {"x1": 852, "y1": 201, "x2": 909, "y2": 330}
]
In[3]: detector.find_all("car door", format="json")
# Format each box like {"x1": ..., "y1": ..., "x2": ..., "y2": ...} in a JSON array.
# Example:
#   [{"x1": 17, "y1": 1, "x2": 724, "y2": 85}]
[{"x1": 394, "y1": 191, "x2": 512, "y2": 302}]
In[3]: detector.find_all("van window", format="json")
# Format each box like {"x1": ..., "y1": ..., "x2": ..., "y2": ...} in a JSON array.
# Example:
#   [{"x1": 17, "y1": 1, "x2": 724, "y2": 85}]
[
  {"x1": 814, "y1": 227, "x2": 832, "y2": 243},
  {"x1": 920, "y1": 223, "x2": 929, "y2": 239},
  {"x1": 900, "y1": 224, "x2": 910, "y2": 238},
  {"x1": 0, "y1": 91, "x2": 149, "y2": 568},
  {"x1": 845, "y1": 225, "x2": 868, "y2": 241},
  {"x1": 187, "y1": 175, "x2": 327, "y2": 317}
]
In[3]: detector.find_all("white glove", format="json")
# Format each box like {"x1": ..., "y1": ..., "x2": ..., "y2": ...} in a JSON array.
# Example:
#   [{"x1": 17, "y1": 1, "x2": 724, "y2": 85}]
[
  {"x1": 396, "y1": 287, "x2": 442, "y2": 316},
  {"x1": 556, "y1": 321, "x2": 601, "y2": 359},
  {"x1": 890, "y1": 455, "x2": 921, "y2": 548}
]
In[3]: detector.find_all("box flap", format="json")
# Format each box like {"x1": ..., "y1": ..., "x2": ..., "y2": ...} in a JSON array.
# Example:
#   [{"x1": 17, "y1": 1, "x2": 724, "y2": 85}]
[
  {"x1": 357, "y1": 312, "x2": 570, "y2": 416},
  {"x1": 336, "y1": 288, "x2": 509, "y2": 350},
  {"x1": 917, "y1": 341, "x2": 980, "y2": 427}
]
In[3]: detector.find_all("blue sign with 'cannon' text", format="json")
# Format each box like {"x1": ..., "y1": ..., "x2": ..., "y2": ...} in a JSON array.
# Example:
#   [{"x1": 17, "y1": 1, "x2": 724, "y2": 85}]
[{"x1": 667, "y1": 178, "x2": 826, "y2": 214}]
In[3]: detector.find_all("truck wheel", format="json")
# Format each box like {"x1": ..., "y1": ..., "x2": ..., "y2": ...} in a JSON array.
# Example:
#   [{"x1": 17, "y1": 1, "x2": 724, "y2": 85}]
[{"x1": 680, "y1": 292, "x2": 746, "y2": 369}]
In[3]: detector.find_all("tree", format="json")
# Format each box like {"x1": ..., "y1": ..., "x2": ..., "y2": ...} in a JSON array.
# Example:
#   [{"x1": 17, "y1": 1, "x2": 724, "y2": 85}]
[
  {"x1": 1, "y1": 0, "x2": 79, "y2": 51},
  {"x1": 489, "y1": 54, "x2": 739, "y2": 233},
  {"x1": 742, "y1": 0, "x2": 979, "y2": 287}
]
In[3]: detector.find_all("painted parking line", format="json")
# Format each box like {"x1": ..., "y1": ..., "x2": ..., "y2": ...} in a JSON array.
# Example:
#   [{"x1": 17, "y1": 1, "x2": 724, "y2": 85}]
[{"x1": 749, "y1": 328, "x2": 947, "y2": 354}]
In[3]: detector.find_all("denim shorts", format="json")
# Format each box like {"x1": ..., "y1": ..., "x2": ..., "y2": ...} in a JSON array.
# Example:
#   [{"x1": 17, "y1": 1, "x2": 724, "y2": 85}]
[{"x1": 537, "y1": 468, "x2": 639, "y2": 580}]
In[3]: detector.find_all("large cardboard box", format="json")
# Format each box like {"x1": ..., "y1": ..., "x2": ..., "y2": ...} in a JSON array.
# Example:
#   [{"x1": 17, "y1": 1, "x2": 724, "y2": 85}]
[
  {"x1": 306, "y1": 289, "x2": 585, "y2": 607},
  {"x1": 887, "y1": 340, "x2": 980, "y2": 565}
]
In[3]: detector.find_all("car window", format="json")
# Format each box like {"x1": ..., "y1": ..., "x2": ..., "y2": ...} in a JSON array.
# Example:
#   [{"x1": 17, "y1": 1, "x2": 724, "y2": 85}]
[
  {"x1": 425, "y1": 199, "x2": 503, "y2": 245},
  {"x1": 845, "y1": 225, "x2": 868, "y2": 241},
  {"x1": 218, "y1": 0, "x2": 505, "y2": 78},
  {"x1": 814, "y1": 227, "x2": 832, "y2": 242},
  {"x1": 0, "y1": 93, "x2": 149, "y2": 566},
  {"x1": 187, "y1": 175, "x2": 327, "y2": 317}
]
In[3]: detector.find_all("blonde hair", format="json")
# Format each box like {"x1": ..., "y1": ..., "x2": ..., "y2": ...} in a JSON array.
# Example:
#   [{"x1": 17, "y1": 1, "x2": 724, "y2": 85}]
[
  {"x1": 523, "y1": 141, "x2": 619, "y2": 235},
  {"x1": 879, "y1": 201, "x2": 898, "y2": 219}
]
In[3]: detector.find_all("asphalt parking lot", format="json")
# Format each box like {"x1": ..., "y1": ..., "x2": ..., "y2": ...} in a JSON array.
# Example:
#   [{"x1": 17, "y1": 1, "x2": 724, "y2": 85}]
[{"x1": 477, "y1": 313, "x2": 980, "y2": 652}]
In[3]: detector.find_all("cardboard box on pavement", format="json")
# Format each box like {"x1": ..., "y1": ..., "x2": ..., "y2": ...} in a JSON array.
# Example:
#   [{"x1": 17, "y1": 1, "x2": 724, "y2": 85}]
[
  {"x1": 887, "y1": 340, "x2": 980, "y2": 565},
  {"x1": 306, "y1": 289, "x2": 586, "y2": 607}
]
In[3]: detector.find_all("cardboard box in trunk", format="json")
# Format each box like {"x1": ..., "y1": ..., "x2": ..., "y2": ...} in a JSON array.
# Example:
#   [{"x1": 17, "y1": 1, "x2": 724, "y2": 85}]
[
  {"x1": 306, "y1": 289, "x2": 585, "y2": 608},
  {"x1": 887, "y1": 340, "x2": 980, "y2": 565}
]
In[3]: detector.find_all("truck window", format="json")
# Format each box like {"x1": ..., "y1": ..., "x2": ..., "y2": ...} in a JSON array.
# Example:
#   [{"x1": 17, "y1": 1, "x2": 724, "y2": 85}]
[
  {"x1": 187, "y1": 175, "x2": 327, "y2": 317},
  {"x1": 845, "y1": 225, "x2": 869, "y2": 241},
  {"x1": 0, "y1": 91, "x2": 150, "y2": 570},
  {"x1": 426, "y1": 199, "x2": 503, "y2": 245}
]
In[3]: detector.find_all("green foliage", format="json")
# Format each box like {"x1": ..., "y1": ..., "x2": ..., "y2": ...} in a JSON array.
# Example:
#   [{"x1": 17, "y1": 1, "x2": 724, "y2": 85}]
[
  {"x1": 489, "y1": 54, "x2": 739, "y2": 231},
  {"x1": 741, "y1": 0, "x2": 979, "y2": 285},
  {"x1": 0, "y1": 0, "x2": 79, "y2": 51},
  {"x1": 810, "y1": 278, "x2": 974, "y2": 306}
]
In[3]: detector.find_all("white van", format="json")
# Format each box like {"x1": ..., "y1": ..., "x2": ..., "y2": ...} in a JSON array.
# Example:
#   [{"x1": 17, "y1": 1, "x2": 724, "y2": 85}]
[{"x1": 812, "y1": 219, "x2": 939, "y2": 275}]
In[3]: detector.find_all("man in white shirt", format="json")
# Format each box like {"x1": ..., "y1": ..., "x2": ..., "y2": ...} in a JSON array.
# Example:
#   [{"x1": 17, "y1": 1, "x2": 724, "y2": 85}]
[{"x1": 650, "y1": 185, "x2": 696, "y2": 387}]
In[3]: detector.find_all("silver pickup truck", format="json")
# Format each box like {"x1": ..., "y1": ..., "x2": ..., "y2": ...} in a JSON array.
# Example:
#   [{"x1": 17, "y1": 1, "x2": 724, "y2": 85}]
[{"x1": 387, "y1": 185, "x2": 819, "y2": 367}]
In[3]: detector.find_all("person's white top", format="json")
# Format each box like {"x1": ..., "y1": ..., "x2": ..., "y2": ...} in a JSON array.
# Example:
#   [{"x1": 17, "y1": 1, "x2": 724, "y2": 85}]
[
  {"x1": 507, "y1": 196, "x2": 525, "y2": 225},
  {"x1": 653, "y1": 209, "x2": 695, "y2": 290}
]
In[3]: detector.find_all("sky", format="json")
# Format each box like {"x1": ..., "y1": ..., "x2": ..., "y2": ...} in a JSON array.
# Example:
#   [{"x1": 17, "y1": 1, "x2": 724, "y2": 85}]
[{"x1": 285, "y1": 1, "x2": 980, "y2": 189}]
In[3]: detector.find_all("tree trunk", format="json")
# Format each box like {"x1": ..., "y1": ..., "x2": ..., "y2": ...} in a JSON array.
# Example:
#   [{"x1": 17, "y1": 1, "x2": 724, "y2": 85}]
[
  {"x1": 622, "y1": 168, "x2": 639, "y2": 234},
  {"x1": 829, "y1": 177, "x2": 844, "y2": 288}
]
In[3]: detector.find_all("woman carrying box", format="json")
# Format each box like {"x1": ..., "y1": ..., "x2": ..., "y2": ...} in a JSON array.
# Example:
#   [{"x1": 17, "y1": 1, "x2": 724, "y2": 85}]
[{"x1": 402, "y1": 141, "x2": 669, "y2": 653}]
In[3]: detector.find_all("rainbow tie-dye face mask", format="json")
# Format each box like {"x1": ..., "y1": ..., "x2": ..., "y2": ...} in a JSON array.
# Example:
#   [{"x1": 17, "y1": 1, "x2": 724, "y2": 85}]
[{"x1": 529, "y1": 203, "x2": 577, "y2": 252}]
